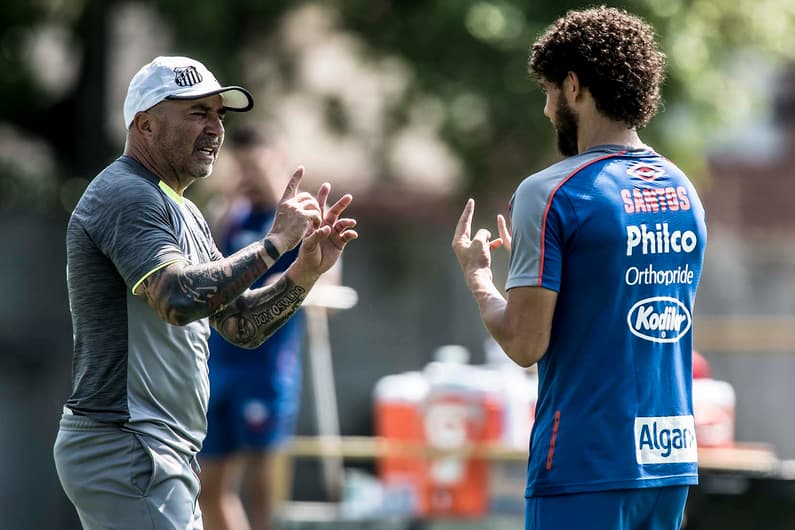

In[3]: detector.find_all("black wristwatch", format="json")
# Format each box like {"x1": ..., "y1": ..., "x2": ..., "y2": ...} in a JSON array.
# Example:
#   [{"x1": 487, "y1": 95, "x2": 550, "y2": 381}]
[{"x1": 262, "y1": 237, "x2": 281, "y2": 262}]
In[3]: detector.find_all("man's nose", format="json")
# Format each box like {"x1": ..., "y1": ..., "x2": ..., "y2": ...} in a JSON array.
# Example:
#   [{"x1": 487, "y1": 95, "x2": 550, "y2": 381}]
[{"x1": 206, "y1": 114, "x2": 224, "y2": 136}]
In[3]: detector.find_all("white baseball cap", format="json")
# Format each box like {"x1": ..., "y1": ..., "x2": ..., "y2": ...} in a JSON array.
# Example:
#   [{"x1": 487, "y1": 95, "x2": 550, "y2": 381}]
[{"x1": 123, "y1": 56, "x2": 254, "y2": 129}]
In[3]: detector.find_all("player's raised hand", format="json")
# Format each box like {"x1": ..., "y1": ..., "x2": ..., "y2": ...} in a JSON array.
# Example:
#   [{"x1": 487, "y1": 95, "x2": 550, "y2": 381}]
[
  {"x1": 267, "y1": 166, "x2": 323, "y2": 253},
  {"x1": 489, "y1": 213, "x2": 511, "y2": 252}
]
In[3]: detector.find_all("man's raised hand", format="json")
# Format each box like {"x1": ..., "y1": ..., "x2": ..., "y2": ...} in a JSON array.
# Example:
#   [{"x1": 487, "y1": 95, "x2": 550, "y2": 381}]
[
  {"x1": 266, "y1": 166, "x2": 323, "y2": 253},
  {"x1": 452, "y1": 199, "x2": 498, "y2": 287},
  {"x1": 292, "y1": 186, "x2": 358, "y2": 283},
  {"x1": 491, "y1": 213, "x2": 511, "y2": 252}
]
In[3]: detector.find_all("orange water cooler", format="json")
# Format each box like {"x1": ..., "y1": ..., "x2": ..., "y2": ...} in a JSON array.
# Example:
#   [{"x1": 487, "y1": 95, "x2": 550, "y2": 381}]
[
  {"x1": 373, "y1": 371, "x2": 429, "y2": 515},
  {"x1": 693, "y1": 377, "x2": 736, "y2": 447},
  {"x1": 691, "y1": 351, "x2": 736, "y2": 447},
  {"x1": 374, "y1": 359, "x2": 505, "y2": 518},
  {"x1": 422, "y1": 367, "x2": 504, "y2": 517}
]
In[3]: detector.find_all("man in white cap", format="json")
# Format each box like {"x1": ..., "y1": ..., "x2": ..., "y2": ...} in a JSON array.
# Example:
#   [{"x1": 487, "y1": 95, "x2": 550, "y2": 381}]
[{"x1": 53, "y1": 56, "x2": 358, "y2": 529}]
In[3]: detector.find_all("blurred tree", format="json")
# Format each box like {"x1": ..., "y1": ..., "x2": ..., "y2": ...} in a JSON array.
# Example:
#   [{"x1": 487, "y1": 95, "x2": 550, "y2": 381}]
[
  {"x1": 2, "y1": 0, "x2": 795, "y2": 209},
  {"x1": 0, "y1": 0, "x2": 114, "y2": 211},
  {"x1": 331, "y1": 0, "x2": 795, "y2": 192}
]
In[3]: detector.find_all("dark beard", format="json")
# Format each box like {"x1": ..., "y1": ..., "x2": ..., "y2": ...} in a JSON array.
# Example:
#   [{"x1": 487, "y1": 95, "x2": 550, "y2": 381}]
[{"x1": 555, "y1": 97, "x2": 579, "y2": 156}]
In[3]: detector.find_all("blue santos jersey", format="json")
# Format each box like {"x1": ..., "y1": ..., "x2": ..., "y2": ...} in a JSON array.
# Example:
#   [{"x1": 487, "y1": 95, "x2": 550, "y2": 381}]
[
  {"x1": 208, "y1": 202, "x2": 305, "y2": 367},
  {"x1": 506, "y1": 145, "x2": 707, "y2": 497}
]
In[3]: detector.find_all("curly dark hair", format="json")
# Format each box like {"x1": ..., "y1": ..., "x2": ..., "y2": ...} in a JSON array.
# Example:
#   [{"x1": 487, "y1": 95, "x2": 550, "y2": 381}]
[{"x1": 529, "y1": 6, "x2": 666, "y2": 128}]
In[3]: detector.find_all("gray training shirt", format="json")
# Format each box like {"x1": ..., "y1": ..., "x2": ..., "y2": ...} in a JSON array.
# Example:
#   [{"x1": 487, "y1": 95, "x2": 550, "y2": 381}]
[{"x1": 65, "y1": 155, "x2": 223, "y2": 455}]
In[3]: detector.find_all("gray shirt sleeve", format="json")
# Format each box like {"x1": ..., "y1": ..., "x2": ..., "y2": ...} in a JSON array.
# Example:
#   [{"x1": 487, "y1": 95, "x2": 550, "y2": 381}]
[
  {"x1": 506, "y1": 170, "x2": 568, "y2": 292},
  {"x1": 506, "y1": 178, "x2": 548, "y2": 290},
  {"x1": 92, "y1": 180, "x2": 187, "y2": 292}
]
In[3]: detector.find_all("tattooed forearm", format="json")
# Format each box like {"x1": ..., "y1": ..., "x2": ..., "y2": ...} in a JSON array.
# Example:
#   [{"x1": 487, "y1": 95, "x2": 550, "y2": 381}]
[
  {"x1": 211, "y1": 275, "x2": 308, "y2": 348},
  {"x1": 139, "y1": 240, "x2": 275, "y2": 326}
]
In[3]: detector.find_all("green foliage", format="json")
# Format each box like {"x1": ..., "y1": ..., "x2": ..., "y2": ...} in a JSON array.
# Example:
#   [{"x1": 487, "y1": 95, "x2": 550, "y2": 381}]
[
  {"x1": 2, "y1": 0, "x2": 795, "y2": 208},
  {"x1": 146, "y1": 0, "x2": 289, "y2": 81},
  {"x1": 328, "y1": 0, "x2": 795, "y2": 189},
  {"x1": 332, "y1": 0, "x2": 557, "y2": 195}
]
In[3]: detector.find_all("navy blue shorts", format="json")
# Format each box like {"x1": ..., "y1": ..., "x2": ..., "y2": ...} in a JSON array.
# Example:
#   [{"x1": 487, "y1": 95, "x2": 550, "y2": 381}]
[
  {"x1": 525, "y1": 486, "x2": 689, "y2": 530},
  {"x1": 201, "y1": 351, "x2": 301, "y2": 457}
]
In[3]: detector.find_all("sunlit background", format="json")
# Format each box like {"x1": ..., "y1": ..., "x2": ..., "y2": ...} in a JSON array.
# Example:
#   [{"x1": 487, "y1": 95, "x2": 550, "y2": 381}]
[{"x1": 3, "y1": 1, "x2": 795, "y2": 529}]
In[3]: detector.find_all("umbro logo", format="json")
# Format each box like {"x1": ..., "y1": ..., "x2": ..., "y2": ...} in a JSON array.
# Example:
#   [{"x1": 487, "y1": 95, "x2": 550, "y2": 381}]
[
  {"x1": 174, "y1": 66, "x2": 202, "y2": 87},
  {"x1": 627, "y1": 162, "x2": 665, "y2": 182}
]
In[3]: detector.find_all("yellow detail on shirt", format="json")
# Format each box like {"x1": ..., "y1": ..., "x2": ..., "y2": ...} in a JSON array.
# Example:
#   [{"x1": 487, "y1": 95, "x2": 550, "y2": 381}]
[
  {"x1": 158, "y1": 180, "x2": 184, "y2": 206},
  {"x1": 130, "y1": 180, "x2": 190, "y2": 294},
  {"x1": 131, "y1": 259, "x2": 187, "y2": 295}
]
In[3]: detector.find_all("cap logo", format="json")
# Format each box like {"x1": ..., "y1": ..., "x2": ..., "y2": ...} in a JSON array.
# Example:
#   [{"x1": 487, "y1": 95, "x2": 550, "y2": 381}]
[{"x1": 173, "y1": 66, "x2": 202, "y2": 87}]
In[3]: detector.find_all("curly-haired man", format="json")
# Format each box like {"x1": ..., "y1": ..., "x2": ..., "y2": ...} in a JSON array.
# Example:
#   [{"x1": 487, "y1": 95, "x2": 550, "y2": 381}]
[{"x1": 453, "y1": 7, "x2": 706, "y2": 529}]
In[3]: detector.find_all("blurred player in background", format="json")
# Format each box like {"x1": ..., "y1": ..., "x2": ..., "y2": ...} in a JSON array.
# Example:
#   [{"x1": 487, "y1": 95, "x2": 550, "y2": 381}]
[
  {"x1": 200, "y1": 125, "x2": 335, "y2": 530},
  {"x1": 452, "y1": 8, "x2": 707, "y2": 530}
]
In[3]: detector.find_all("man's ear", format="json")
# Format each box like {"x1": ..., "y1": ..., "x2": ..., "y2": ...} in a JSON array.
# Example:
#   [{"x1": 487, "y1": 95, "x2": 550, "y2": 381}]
[
  {"x1": 132, "y1": 112, "x2": 155, "y2": 136},
  {"x1": 563, "y1": 71, "x2": 582, "y2": 103}
]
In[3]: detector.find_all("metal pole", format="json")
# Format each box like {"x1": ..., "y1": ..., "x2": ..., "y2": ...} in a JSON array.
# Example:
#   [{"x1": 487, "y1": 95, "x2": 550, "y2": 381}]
[{"x1": 303, "y1": 284, "x2": 358, "y2": 501}]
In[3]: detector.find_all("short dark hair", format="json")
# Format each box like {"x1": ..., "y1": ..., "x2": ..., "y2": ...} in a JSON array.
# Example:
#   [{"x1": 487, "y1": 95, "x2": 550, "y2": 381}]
[
  {"x1": 227, "y1": 124, "x2": 272, "y2": 149},
  {"x1": 529, "y1": 6, "x2": 666, "y2": 128}
]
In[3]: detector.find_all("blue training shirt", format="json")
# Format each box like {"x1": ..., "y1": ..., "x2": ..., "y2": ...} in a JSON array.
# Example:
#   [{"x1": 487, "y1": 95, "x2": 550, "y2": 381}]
[
  {"x1": 506, "y1": 145, "x2": 707, "y2": 497},
  {"x1": 208, "y1": 202, "x2": 305, "y2": 367}
]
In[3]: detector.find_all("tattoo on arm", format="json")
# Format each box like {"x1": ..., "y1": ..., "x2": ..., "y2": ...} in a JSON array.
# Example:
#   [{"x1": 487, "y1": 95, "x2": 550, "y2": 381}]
[
  {"x1": 139, "y1": 241, "x2": 274, "y2": 325},
  {"x1": 211, "y1": 275, "x2": 308, "y2": 348}
]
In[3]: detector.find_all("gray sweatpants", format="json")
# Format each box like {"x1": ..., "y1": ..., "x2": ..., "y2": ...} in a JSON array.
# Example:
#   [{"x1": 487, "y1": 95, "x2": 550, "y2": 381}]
[{"x1": 53, "y1": 410, "x2": 203, "y2": 530}]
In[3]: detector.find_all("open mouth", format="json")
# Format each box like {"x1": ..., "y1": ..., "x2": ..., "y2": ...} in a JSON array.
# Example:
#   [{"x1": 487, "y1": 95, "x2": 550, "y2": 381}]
[{"x1": 196, "y1": 146, "x2": 217, "y2": 160}]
